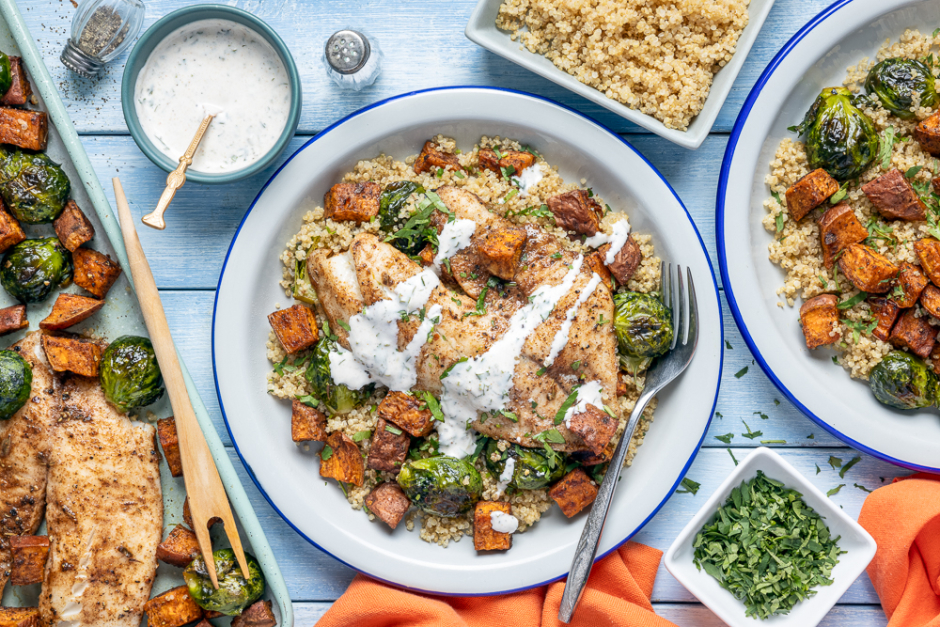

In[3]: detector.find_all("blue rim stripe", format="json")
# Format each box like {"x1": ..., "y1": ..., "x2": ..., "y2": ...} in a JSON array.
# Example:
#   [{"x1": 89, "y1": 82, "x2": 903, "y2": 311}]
[
  {"x1": 717, "y1": 0, "x2": 940, "y2": 474},
  {"x1": 212, "y1": 85, "x2": 725, "y2": 595}
]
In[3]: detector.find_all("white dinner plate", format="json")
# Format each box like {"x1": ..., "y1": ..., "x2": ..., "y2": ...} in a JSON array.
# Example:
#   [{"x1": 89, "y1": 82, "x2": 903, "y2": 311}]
[
  {"x1": 213, "y1": 87, "x2": 723, "y2": 594},
  {"x1": 718, "y1": 0, "x2": 940, "y2": 472}
]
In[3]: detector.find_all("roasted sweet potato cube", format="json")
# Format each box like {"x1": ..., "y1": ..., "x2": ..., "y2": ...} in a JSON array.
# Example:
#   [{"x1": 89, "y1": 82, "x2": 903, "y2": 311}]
[
  {"x1": 364, "y1": 482, "x2": 411, "y2": 530},
  {"x1": 182, "y1": 497, "x2": 221, "y2": 530},
  {"x1": 890, "y1": 309, "x2": 938, "y2": 358},
  {"x1": 72, "y1": 248, "x2": 121, "y2": 299},
  {"x1": 0, "y1": 304, "x2": 27, "y2": 336},
  {"x1": 418, "y1": 244, "x2": 435, "y2": 267},
  {"x1": 478, "y1": 227, "x2": 526, "y2": 280},
  {"x1": 817, "y1": 202, "x2": 868, "y2": 269},
  {"x1": 584, "y1": 251, "x2": 614, "y2": 291},
  {"x1": 915, "y1": 110, "x2": 940, "y2": 155},
  {"x1": 915, "y1": 238, "x2": 940, "y2": 287},
  {"x1": 231, "y1": 600, "x2": 276, "y2": 627},
  {"x1": 156, "y1": 525, "x2": 201, "y2": 567},
  {"x1": 934, "y1": 176, "x2": 940, "y2": 195},
  {"x1": 784, "y1": 168, "x2": 840, "y2": 221},
  {"x1": 53, "y1": 201, "x2": 95, "y2": 252},
  {"x1": 571, "y1": 441, "x2": 614, "y2": 466},
  {"x1": 39, "y1": 293, "x2": 103, "y2": 331},
  {"x1": 0, "y1": 57, "x2": 31, "y2": 107},
  {"x1": 0, "y1": 108, "x2": 46, "y2": 151},
  {"x1": 0, "y1": 208, "x2": 24, "y2": 254},
  {"x1": 157, "y1": 417, "x2": 183, "y2": 478},
  {"x1": 378, "y1": 391, "x2": 434, "y2": 437},
  {"x1": 799, "y1": 294, "x2": 840, "y2": 349},
  {"x1": 268, "y1": 304, "x2": 319, "y2": 354},
  {"x1": 567, "y1": 404, "x2": 617, "y2": 456},
  {"x1": 868, "y1": 297, "x2": 900, "y2": 342},
  {"x1": 0, "y1": 608, "x2": 40, "y2": 627},
  {"x1": 10, "y1": 536, "x2": 48, "y2": 586},
  {"x1": 838, "y1": 243, "x2": 899, "y2": 293},
  {"x1": 144, "y1": 585, "x2": 204, "y2": 627},
  {"x1": 547, "y1": 190, "x2": 602, "y2": 236},
  {"x1": 291, "y1": 399, "x2": 327, "y2": 442},
  {"x1": 474, "y1": 501, "x2": 513, "y2": 551},
  {"x1": 323, "y1": 182, "x2": 380, "y2": 223},
  {"x1": 601, "y1": 235, "x2": 642, "y2": 285},
  {"x1": 366, "y1": 418, "x2": 410, "y2": 473},
  {"x1": 922, "y1": 284, "x2": 940, "y2": 320},
  {"x1": 41, "y1": 335, "x2": 102, "y2": 377},
  {"x1": 414, "y1": 140, "x2": 460, "y2": 174},
  {"x1": 478, "y1": 148, "x2": 536, "y2": 177},
  {"x1": 319, "y1": 431, "x2": 364, "y2": 486},
  {"x1": 895, "y1": 262, "x2": 929, "y2": 308},
  {"x1": 548, "y1": 468, "x2": 598, "y2": 518},
  {"x1": 861, "y1": 169, "x2": 926, "y2": 221}
]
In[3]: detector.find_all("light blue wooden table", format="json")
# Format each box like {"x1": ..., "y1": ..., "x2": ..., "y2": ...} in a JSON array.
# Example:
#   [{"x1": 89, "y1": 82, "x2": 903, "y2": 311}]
[{"x1": 18, "y1": 0, "x2": 908, "y2": 623}]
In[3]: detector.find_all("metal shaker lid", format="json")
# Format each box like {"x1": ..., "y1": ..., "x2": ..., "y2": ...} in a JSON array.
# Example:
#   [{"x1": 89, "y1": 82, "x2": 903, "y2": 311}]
[{"x1": 325, "y1": 30, "x2": 371, "y2": 75}]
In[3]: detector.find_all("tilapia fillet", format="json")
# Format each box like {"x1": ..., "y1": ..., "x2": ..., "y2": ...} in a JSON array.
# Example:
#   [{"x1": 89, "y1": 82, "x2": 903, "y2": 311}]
[{"x1": 40, "y1": 377, "x2": 162, "y2": 627}]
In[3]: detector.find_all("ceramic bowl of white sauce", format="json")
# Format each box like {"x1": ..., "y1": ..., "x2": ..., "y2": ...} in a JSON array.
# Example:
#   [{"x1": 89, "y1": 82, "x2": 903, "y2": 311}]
[{"x1": 121, "y1": 5, "x2": 301, "y2": 184}]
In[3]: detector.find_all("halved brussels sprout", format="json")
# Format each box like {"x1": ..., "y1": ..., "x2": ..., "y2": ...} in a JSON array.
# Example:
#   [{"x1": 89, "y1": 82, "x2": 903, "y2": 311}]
[
  {"x1": 0, "y1": 350, "x2": 30, "y2": 420},
  {"x1": 100, "y1": 336, "x2": 165, "y2": 412},
  {"x1": 865, "y1": 58, "x2": 938, "y2": 119},
  {"x1": 614, "y1": 291, "x2": 673, "y2": 374},
  {"x1": 304, "y1": 336, "x2": 367, "y2": 414},
  {"x1": 379, "y1": 181, "x2": 424, "y2": 232},
  {"x1": 796, "y1": 87, "x2": 879, "y2": 181},
  {"x1": 869, "y1": 350, "x2": 938, "y2": 410},
  {"x1": 0, "y1": 53, "x2": 12, "y2": 97},
  {"x1": 184, "y1": 549, "x2": 265, "y2": 616},
  {"x1": 484, "y1": 440, "x2": 565, "y2": 490},
  {"x1": 0, "y1": 238, "x2": 72, "y2": 303},
  {"x1": 397, "y1": 456, "x2": 482, "y2": 517},
  {"x1": 0, "y1": 149, "x2": 71, "y2": 224}
]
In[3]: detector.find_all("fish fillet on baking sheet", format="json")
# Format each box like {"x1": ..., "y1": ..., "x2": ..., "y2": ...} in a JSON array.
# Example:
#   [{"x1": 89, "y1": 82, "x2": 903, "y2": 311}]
[
  {"x1": 0, "y1": 331, "x2": 59, "y2": 593},
  {"x1": 40, "y1": 376, "x2": 162, "y2": 627}
]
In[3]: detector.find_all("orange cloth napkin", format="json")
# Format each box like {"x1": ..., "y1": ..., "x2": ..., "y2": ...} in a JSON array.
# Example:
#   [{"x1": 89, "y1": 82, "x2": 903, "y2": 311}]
[
  {"x1": 316, "y1": 541, "x2": 678, "y2": 627},
  {"x1": 858, "y1": 472, "x2": 940, "y2": 627}
]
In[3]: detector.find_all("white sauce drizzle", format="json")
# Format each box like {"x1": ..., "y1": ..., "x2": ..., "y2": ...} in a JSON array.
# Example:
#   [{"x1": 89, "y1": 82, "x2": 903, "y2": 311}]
[
  {"x1": 433, "y1": 218, "x2": 476, "y2": 270},
  {"x1": 544, "y1": 272, "x2": 603, "y2": 368},
  {"x1": 584, "y1": 218, "x2": 632, "y2": 264},
  {"x1": 496, "y1": 456, "x2": 516, "y2": 495},
  {"x1": 512, "y1": 164, "x2": 545, "y2": 197},
  {"x1": 563, "y1": 380, "x2": 605, "y2": 427},
  {"x1": 490, "y1": 510, "x2": 520, "y2": 534}
]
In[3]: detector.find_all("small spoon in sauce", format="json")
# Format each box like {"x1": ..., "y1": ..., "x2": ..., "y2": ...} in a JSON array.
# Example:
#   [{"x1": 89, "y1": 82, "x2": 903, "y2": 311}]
[{"x1": 142, "y1": 114, "x2": 214, "y2": 230}]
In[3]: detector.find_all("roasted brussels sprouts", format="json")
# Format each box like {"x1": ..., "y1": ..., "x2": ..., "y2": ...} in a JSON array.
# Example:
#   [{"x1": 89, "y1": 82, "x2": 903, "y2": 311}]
[
  {"x1": 0, "y1": 238, "x2": 72, "y2": 303},
  {"x1": 0, "y1": 350, "x2": 31, "y2": 420},
  {"x1": 614, "y1": 291, "x2": 673, "y2": 374},
  {"x1": 184, "y1": 549, "x2": 265, "y2": 616},
  {"x1": 795, "y1": 87, "x2": 879, "y2": 181},
  {"x1": 379, "y1": 181, "x2": 425, "y2": 232},
  {"x1": 869, "y1": 350, "x2": 938, "y2": 410},
  {"x1": 484, "y1": 440, "x2": 565, "y2": 490},
  {"x1": 304, "y1": 336, "x2": 368, "y2": 414},
  {"x1": 865, "y1": 58, "x2": 938, "y2": 119},
  {"x1": 397, "y1": 456, "x2": 482, "y2": 517},
  {"x1": 100, "y1": 336, "x2": 165, "y2": 412},
  {"x1": 0, "y1": 53, "x2": 12, "y2": 97},
  {"x1": 0, "y1": 149, "x2": 70, "y2": 224}
]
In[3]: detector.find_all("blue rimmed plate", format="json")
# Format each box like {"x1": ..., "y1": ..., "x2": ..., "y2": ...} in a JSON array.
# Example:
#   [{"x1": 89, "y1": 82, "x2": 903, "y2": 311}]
[
  {"x1": 718, "y1": 0, "x2": 940, "y2": 472},
  {"x1": 213, "y1": 87, "x2": 723, "y2": 594}
]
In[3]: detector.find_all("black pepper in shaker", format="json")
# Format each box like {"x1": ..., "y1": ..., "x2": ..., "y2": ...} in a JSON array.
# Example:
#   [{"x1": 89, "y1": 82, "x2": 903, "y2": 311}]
[
  {"x1": 323, "y1": 29, "x2": 382, "y2": 91},
  {"x1": 61, "y1": 0, "x2": 145, "y2": 78}
]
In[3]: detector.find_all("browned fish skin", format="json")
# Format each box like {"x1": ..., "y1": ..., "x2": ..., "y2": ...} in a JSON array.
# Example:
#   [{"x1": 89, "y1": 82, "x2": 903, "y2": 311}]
[
  {"x1": 0, "y1": 331, "x2": 58, "y2": 593},
  {"x1": 40, "y1": 377, "x2": 162, "y2": 627}
]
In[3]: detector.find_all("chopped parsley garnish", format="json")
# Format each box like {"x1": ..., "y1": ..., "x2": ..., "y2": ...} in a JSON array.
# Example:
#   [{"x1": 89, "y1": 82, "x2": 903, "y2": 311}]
[
  {"x1": 320, "y1": 445, "x2": 333, "y2": 461},
  {"x1": 351, "y1": 430, "x2": 372, "y2": 442},
  {"x1": 727, "y1": 448, "x2": 739, "y2": 466},
  {"x1": 740, "y1": 420, "x2": 763, "y2": 440},
  {"x1": 828, "y1": 456, "x2": 843, "y2": 470},
  {"x1": 734, "y1": 366, "x2": 748, "y2": 378},
  {"x1": 839, "y1": 455, "x2": 861, "y2": 479},
  {"x1": 760, "y1": 439, "x2": 787, "y2": 444},
  {"x1": 533, "y1": 428, "x2": 565, "y2": 444},
  {"x1": 879, "y1": 126, "x2": 897, "y2": 169},
  {"x1": 854, "y1": 483, "x2": 872, "y2": 493},
  {"x1": 725, "y1": 340, "x2": 733, "y2": 350},
  {"x1": 714, "y1": 433, "x2": 734, "y2": 444},
  {"x1": 827, "y1": 484, "x2": 845, "y2": 497},
  {"x1": 676, "y1": 477, "x2": 701, "y2": 495},
  {"x1": 385, "y1": 424, "x2": 403, "y2": 435},
  {"x1": 419, "y1": 391, "x2": 445, "y2": 422},
  {"x1": 337, "y1": 320, "x2": 351, "y2": 332},
  {"x1": 440, "y1": 357, "x2": 468, "y2": 379},
  {"x1": 500, "y1": 410, "x2": 519, "y2": 423},
  {"x1": 837, "y1": 291, "x2": 868, "y2": 309},
  {"x1": 295, "y1": 394, "x2": 318, "y2": 408},
  {"x1": 554, "y1": 389, "x2": 580, "y2": 425}
]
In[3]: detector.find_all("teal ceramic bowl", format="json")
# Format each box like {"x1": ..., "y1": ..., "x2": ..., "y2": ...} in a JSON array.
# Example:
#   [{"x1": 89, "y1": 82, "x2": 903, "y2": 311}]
[{"x1": 121, "y1": 5, "x2": 301, "y2": 184}]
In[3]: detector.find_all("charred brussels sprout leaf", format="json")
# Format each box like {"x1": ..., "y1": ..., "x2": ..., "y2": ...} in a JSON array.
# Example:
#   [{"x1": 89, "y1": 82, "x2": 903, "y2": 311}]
[
  {"x1": 397, "y1": 456, "x2": 482, "y2": 517},
  {"x1": 184, "y1": 549, "x2": 265, "y2": 615},
  {"x1": 379, "y1": 181, "x2": 425, "y2": 232},
  {"x1": 614, "y1": 291, "x2": 673, "y2": 373},
  {"x1": 869, "y1": 350, "x2": 938, "y2": 410},
  {"x1": 100, "y1": 336, "x2": 165, "y2": 412},
  {"x1": 304, "y1": 337, "x2": 368, "y2": 414},
  {"x1": 0, "y1": 350, "x2": 30, "y2": 420},
  {"x1": 484, "y1": 440, "x2": 565, "y2": 490},
  {"x1": 797, "y1": 87, "x2": 879, "y2": 181},
  {"x1": 0, "y1": 238, "x2": 72, "y2": 303},
  {"x1": 0, "y1": 149, "x2": 70, "y2": 224},
  {"x1": 0, "y1": 53, "x2": 12, "y2": 97},
  {"x1": 865, "y1": 58, "x2": 938, "y2": 119}
]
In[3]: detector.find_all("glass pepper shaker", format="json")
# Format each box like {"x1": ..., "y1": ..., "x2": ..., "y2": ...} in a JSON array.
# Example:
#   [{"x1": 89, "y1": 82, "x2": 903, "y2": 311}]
[
  {"x1": 60, "y1": 0, "x2": 145, "y2": 78},
  {"x1": 323, "y1": 29, "x2": 382, "y2": 91}
]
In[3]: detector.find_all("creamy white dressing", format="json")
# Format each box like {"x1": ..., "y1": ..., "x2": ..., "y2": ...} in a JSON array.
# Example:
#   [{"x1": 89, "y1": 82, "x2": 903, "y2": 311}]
[
  {"x1": 584, "y1": 218, "x2": 632, "y2": 264},
  {"x1": 496, "y1": 456, "x2": 516, "y2": 494},
  {"x1": 563, "y1": 380, "x2": 605, "y2": 427},
  {"x1": 490, "y1": 510, "x2": 519, "y2": 534},
  {"x1": 544, "y1": 272, "x2": 603, "y2": 368},
  {"x1": 511, "y1": 164, "x2": 545, "y2": 197},
  {"x1": 433, "y1": 218, "x2": 476, "y2": 269},
  {"x1": 134, "y1": 19, "x2": 292, "y2": 173}
]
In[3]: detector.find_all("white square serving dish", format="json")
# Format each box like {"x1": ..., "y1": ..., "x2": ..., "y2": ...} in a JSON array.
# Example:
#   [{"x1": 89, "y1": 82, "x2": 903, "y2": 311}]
[
  {"x1": 664, "y1": 447, "x2": 877, "y2": 627},
  {"x1": 464, "y1": 0, "x2": 775, "y2": 149}
]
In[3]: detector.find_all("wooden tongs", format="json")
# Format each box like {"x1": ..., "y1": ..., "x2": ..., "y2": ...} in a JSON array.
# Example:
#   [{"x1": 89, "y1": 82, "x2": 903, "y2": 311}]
[{"x1": 113, "y1": 177, "x2": 249, "y2": 587}]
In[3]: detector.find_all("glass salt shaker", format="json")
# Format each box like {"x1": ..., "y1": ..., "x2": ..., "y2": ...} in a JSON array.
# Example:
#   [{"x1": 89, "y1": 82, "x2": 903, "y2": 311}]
[
  {"x1": 323, "y1": 29, "x2": 382, "y2": 91},
  {"x1": 60, "y1": 0, "x2": 145, "y2": 78}
]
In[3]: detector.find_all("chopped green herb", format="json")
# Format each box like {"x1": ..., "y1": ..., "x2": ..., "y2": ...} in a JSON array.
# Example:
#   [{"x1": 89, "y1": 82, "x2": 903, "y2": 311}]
[
  {"x1": 351, "y1": 430, "x2": 371, "y2": 442},
  {"x1": 771, "y1": 190, "x2": 783, "y2": 205},
  {"x1": 554, "y1": 389, "x2": 580, "y2": 425},
  {"x1": 500, "y1": 410, "x2": 519, "y2": 423},
  {"x1": 536, "y1": 367, "x2": 547, "y2": 377},
  {"x1": 419, "y1": 391, "x2": 445, "y2": 422},
  {"x1": 837, "y1": 291, "x2": 868, "y2": 309},
  {"x1": 337, "y1": 320, "x2": 351, "y2": 332},
  {"x1": 754, "y1": 411, "x2": 770, "y2": 420},
  {"x1": 676, "y1": 477, "x2": 701, "y2": 495},
  {"x1": 321, "y1": 445, "x2": 333, "y2": 461},
  {"x1": 854, "y1": 483, "x2": 873, "y2": 493},
  {"x1": 832, "y1": 356, "x2": 840, "y2": 365},
  {"x1": 807, "y1": 433, "x2": 815, "y2": 439},
  {"x1": 727, "y1": 448, "x2": 739, "y2": 466},
  {"x1": 454, "y1": 171, "x2": 466, "y2": 179},
  {"x1": 830, "y1": 181, "x2": 850, "y2": 204},
  {"x1": 760, "y1": 440, "x2": 787, "y2": 444},
  {"x1": 714, "y1": 433, "x2": 734, "y2": 444},
  {"x1": 533, "y1": 428, "x2": 566, "y2": 445},
  {"x1": 839, "y1": 456, "x2": 861, "y2": 479},
  {"x1": 775, "y1": 213, "x2": 785, "y2": 237},
  {"x1": 879, "y1": 126, "x2": 897, "y2": 169},
  {"x1": 384, "y1": 424, "x2": 403, "y2": 435},
  {"x1": 827, "y1": 484, "x2": 845, "y2": 497},
  {"x1": 734, "y1": 366, "x2": 749, "y2": 378},
  {"x1": 816, "y1": 464, "x2": 821, "y2": 475},
  {"x1": 295, "y1": 394, "x2": 319, "y2": 408},
  {"x1": 828, "y1": 456, "x2": 843, "y2": 470},
  {"x1": 715, "y1": 412, "x2": 724, "y2": 419},
  {"x1": 725, "y1": 340, "x2": 733, "y2": 350},
  {"x1": 571, "y1": 360, "x2": 581, "y2": 370},
  {"x1": 440, "y1": 357, "x2": 468, "y2": 380},
  {"x1": 774, "y1": 399, "x2": 780, "y2": 406},
  {"x1": 741, "y1": 420, "x2": 763, "y2": 440},
  {"x1": 906, "y1": 165, "x2": 924, "y2": 178}
]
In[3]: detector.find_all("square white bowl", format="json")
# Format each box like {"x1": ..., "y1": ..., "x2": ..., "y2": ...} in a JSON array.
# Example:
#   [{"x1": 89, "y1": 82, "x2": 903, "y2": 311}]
[
  {"x1": 664, "y1": 447, "x2": 877, "y2": 627},
  {"x1": 464, "y1": 0, "x2": 776, "y2": 149}
]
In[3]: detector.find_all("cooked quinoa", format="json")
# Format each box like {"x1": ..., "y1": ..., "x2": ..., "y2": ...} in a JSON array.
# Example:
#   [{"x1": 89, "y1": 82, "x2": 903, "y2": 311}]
[
  {"x1": 495, "y1": 0, "x2": 750, "y2": 130},
  {"x1": 267, "y1": 135, "x2": 661, "y2": 546},
  {"x1": 764, "y1": 30, "x2": 940, "y2": 380}
]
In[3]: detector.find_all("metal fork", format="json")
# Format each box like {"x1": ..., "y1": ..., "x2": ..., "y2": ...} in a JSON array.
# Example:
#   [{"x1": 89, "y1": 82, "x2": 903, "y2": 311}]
[{"x1": 558, "y1": 263, "x2": 699, "y2": 623}]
